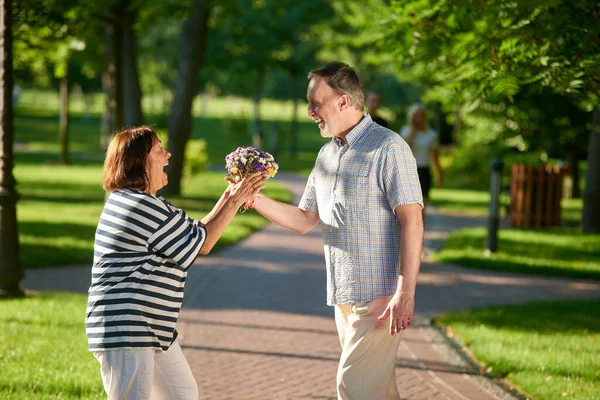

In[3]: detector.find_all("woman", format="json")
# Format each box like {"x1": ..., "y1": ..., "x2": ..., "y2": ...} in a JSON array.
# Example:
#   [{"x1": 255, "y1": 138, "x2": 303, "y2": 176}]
[
  {"x1": 399, "y1": 103, "x2": 443, "y2": 209},
  {"x1": 86, "y1": 126, "x2": 267, "y2": 399}
]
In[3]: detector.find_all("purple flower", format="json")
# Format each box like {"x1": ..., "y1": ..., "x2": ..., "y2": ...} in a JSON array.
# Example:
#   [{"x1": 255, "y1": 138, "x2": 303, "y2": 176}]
[{"x1": 225, "y1": 146, "x2": 279, "y2": 180}]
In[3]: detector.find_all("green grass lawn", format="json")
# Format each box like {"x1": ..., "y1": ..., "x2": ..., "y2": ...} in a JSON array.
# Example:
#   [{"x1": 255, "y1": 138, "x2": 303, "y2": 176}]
[
  {"x1": 14, "y1": 91, "x2": 309, "y2": 269},
  {"x1": 0, "y1": 292, "x2": 104, "y2": 399},
  {"x1": 436, "y1": 300, "x2": 600, "y2": 400},
  {"x1": 15, "y1": 152, "x2": 291, "y2": 269},
  {"x1": 434, "y1": 226, "x2": 600, "y2": 279},
  {"x1": 15, "y1": 91, "x2": 328, "y2": 175},
  {"x1": 429, "y1": 188, "x2": 503, "y2": 216},
  {"x1": 429, "y1": 188, "x2": 581, "y2": 227}
]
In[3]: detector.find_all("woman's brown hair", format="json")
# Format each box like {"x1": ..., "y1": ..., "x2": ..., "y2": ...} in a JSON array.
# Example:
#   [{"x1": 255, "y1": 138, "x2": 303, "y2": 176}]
[{"x1": 102, "y1": 126, "x2": 160, "y2": 192}]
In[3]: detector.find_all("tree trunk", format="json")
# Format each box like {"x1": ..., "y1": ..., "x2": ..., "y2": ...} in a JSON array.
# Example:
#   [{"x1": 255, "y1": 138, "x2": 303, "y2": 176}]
[
  {"x1": 59, "y1": 73, "x2": 69, "y2": 165},
  {"x1": 0, "y1": 0, "x2": 24, "y2": 297},
  {"x1": 290, "y1": 74, "x2": 300, "y2": 160},
  {"x1": 452, "y1": 110, "x2": 462, "y2": 144},
  {"x1": 582, "y1": 110, "x2": 600, "y2": 233},
  {"x1": 122, "y1": 4, "x2": 143, "y2": 126},
  {"x1": 100, "y1": 18, "x2": 115, "y2": 147},
  {"x1": 101, "y1": 69, "x2": 114, "y2": 147},
  {"x1": 163, "y1": 0, "x2": 211, "y2": 196},
  {"x1": 252, "y1": 69, "x2": 264, "y2": 150},
  {"x1": 106, "y1": 5, "x2": 124, "y2": 131},
  {"x1": 565, "y1": 145, "x2": 581, "y2": 199},
  {"x1": 433, "y1": 102, "x2": 442, "y2": 136}
]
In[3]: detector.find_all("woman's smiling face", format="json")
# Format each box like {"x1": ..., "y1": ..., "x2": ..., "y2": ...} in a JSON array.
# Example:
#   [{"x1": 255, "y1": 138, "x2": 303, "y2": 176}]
[{"x1": 146, "y1": 139, "x2": 171, "y2": 194}]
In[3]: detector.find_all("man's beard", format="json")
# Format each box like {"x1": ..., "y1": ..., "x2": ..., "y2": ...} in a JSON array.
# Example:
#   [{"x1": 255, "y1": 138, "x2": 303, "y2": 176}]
[{"x1": 319, "y1": 121, "x2": 335, "y2": 138}]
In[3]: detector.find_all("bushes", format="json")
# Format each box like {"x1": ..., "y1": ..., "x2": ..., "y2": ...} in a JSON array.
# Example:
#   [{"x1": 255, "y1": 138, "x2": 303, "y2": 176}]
[
  {"x1": 157, "y1": 129, "x2": 210, "y2": 180},
  {"x1": 222, "y1": 117, "x2": 251, "y2": 146},
  {"x1": 184, "y1": 139, "x2": 210, "y2": 178},
  {"x1": 440, "y1": 145, "x2": 572, "y2": 191},
  {"x1": 440, "y1": 145, "x2": 497, "y2": 190}
]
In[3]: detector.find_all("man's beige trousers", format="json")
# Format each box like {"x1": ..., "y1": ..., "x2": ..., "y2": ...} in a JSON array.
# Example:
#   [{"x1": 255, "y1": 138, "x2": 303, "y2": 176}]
[{"x1": 334, "y1": 296, "x2": 402, "y2": 400}]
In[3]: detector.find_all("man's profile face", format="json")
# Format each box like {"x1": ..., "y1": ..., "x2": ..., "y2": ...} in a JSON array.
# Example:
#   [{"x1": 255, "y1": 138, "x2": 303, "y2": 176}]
[{"x1": 306, "y1": 77, "x2": 341, "y2": 138}]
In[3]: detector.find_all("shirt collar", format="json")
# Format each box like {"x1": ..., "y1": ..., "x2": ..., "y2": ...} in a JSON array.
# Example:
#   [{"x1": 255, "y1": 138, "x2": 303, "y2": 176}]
[{"x1": 333, "y1": 113, "x2": 373, "y2": 148}]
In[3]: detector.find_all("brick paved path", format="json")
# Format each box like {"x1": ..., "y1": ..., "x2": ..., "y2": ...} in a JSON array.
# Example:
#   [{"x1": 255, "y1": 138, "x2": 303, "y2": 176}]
[
  {"x1": 22, "y1": 173, "x2": 600, "y2": 400},
  {"x1": 176, "y1": 173, "x2": 600, "y2": 400}
]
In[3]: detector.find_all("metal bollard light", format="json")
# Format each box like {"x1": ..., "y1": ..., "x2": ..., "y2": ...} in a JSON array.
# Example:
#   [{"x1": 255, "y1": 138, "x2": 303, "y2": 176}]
[{"x1": 486, "y1": 158, "x2": 504, "y2": 254}]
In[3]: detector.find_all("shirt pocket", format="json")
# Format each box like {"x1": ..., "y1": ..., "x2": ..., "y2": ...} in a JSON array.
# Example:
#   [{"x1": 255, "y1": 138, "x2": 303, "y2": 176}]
[{"x1": 341, "y1": 168, "x2": 371, "y2": 203}]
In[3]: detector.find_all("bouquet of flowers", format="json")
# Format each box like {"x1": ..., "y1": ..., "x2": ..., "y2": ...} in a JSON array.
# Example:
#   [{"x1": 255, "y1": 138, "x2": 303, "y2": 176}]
[{"x1": 225, "y1": 146, "x2": 279, "y2": 211}]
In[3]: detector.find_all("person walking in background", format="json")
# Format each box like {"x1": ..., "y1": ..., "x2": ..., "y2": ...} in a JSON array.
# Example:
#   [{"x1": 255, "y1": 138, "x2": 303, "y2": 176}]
[
  {"x1": 86, "y1": 126, "x2": 267, "y2": 400},
  {"x1": 253, "y1": 62, "x2": 424, "y2": 400},
  {"x1": 365, "y1": 90, "x2": 389, "y2": 128},
  {"x1": 400, "y1": 103, "x2": 443, "y2": 212}
]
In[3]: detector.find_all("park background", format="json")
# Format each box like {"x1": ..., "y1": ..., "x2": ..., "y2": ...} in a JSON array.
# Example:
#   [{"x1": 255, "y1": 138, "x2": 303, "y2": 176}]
[{"x1": 0, "y1": 0, "x2": 599, "y2": 399}]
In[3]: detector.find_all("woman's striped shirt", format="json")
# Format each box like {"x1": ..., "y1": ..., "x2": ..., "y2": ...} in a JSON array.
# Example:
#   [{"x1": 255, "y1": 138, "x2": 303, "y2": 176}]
[{"x1": 85, "y1": 189, "x2": 206, "y2": 352}]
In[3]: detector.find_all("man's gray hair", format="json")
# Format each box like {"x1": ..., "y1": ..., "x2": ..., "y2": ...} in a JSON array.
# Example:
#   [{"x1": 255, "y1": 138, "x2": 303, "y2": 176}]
[{"x1": 308, "y1": 62, "x2": 365, "y2": 110}]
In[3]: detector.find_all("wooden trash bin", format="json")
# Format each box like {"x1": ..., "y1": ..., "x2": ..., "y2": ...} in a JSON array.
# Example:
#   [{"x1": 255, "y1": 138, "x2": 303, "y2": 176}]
[{"x1": 509, "y1": 164, "x2": 563, "y2": 228}]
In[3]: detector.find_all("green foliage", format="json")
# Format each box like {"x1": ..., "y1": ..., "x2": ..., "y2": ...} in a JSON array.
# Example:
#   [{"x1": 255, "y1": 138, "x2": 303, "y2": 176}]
[
  {"x1": 161, "y1": 133, "x2": 211, "y2": 179},
  {"x1": 184, "y1": 139, "x2": 210, "y2": 178},
  {"x1": 222, "y1": 117, "x2": 251, "y2": 147},
  {"x1": 13, "y1": 105, "x2": 295, "y2": 269},
  {"x1": 325, "y1": 0, "x2": 597, "y2": 187},
  {"x1": 137, "y1": 13, "x2": 184, "y2": 100},
  {"x1": 14, "y1": 156, "x2": 290, "y2": 269},
  {"x1": 385, "y1": 0, "x2": 600, "y2": 105},
  {"x1": 14, "y1": 1, "x2": 104, "y2": 88},
  {"x1": 203, "y1": 0, "x2": 334, "y2": 100},
  {"x1": 15, "y1": 90, "x2": 327, "y2": 174},
  {"x1": 440, "y1": 145, "x2": 500, "y2": 190},
  {"x1": 436, "y1": 300, "x2": 600, "y2": 400}
]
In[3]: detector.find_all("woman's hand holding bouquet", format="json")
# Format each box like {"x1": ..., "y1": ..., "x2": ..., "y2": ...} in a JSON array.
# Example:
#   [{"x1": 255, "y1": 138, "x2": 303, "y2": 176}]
[{"x1": 225, "y1": 146, "x2": 279, "y2": 211}]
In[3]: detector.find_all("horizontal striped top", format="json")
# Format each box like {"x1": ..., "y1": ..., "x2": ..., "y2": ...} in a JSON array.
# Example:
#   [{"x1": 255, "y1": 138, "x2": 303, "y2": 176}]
[
  {"x1": 86, "y1": 189, "x2": 206, "y2": 352},
  {"x1": 299, "y1": 114, "x2": 423, "y2": 305}
]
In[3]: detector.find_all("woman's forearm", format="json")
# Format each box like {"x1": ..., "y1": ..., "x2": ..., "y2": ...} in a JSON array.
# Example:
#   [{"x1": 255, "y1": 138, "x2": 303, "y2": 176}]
[
  {"x1": 200, "y1": 197, "x2": 243, "y2": 254},
  {"x1": 201, "y1": 189, "x2": 230, "y2": 225}
]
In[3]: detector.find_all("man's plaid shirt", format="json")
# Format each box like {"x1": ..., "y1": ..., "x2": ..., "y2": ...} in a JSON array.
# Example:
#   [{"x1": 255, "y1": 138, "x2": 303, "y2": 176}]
[{"x1": 299, "y1": 114, "x2": 423, "y2": 305}]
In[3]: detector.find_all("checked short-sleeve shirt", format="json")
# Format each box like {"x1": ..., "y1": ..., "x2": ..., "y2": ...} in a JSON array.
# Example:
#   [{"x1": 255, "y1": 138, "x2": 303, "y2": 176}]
[{"x1": 299, "y1": 114, "x2": 423, "y2": 305}]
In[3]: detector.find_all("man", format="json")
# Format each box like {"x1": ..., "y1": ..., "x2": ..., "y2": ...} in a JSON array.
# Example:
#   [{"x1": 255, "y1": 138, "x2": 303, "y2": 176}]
[
  {"x1": 253, "y1": 62, "x2": 424, "y2": 400},
  {"x1": 366, "y1": 90, "x2": 389, "y2": 128}
]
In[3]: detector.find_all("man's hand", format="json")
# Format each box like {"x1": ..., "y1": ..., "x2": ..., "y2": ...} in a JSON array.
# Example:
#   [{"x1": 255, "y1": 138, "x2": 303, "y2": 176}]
[
  {"x1": 377, "y1": 292, "x2": 415, "y2": 336},
  {"x1": 228, "y1": 173, "x2": 268, "y2": 206}
]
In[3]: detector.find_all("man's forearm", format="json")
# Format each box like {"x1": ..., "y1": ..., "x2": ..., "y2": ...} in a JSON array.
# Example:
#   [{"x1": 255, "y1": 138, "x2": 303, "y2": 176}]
[
  {"x1": 253, "y1": 195, "x2": 319, "y2": 234},
  {"x1": 396, "y1": 219, "x2": 424, "y2": 295}
]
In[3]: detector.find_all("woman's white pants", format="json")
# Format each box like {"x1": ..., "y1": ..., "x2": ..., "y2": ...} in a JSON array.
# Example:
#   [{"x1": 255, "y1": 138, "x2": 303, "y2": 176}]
[{"x1": 93, "y1": 341, "x2": 198, "y2": 400}]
